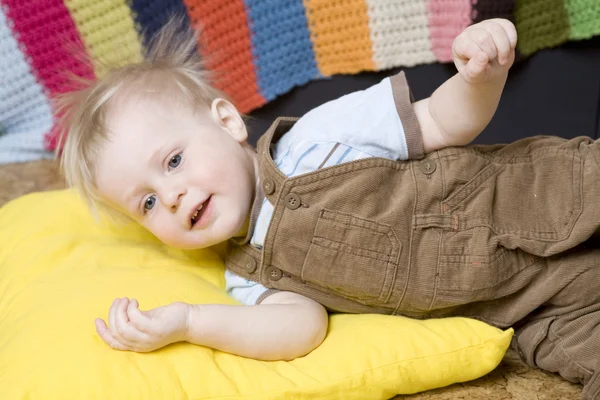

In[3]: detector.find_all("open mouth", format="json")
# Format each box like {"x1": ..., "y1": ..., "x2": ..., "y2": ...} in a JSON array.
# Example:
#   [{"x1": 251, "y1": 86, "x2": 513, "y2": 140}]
[{"x1": 190, "y1": 196, "x2": 211, "y2": 228}]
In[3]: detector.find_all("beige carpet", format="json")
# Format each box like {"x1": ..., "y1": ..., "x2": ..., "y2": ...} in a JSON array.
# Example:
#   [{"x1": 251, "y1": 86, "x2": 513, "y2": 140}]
[
  {"x1": 0, "y1": 160, "x2": 65, "y2": 207},
  {"x1": 0, "y1": 160, "x2": 583, "y2": 399}
]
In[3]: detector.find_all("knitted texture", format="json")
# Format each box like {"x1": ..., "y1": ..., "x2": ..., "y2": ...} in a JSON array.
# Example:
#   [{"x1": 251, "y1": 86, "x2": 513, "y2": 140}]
[
  {"x1": 184, "y1": 0, "x2": 266, "y2": 112},
  {"x1": 515, "y1": 0, "x2": 571, "y2": 55},
  {"x1": 0, "y1": 0, "x2": 599, "y2": 161},
  {"x1": 565, "y1": 0, "x2": 600, "y2": 40},
  {"x1": 1, "y1": 0, "x2": 95, "y2": 94},
  {"x1": 0, "y1": 8, "x2": 54, "y2": 163},
  {"x1": 130, "y1": 0, "x2": 191, "y2": 48},
  {"x1": 367, "y1": 0, "x2": 436, "y2": 69},
  {"x1": 473, "y1": 0, "x2": 516, "y2": 23},
  {"x1": 64, "y1": 0, "x2": 143, "y2": 77},
  {"x1": 427, "y1": 0, "x2": 472, "y2": 62},
  {"x1": 305, "y1": 0, "x2": 375, "y2": 75},
  {"x1": 243, "y1": 0, "x2": 318, "y2": 102}
]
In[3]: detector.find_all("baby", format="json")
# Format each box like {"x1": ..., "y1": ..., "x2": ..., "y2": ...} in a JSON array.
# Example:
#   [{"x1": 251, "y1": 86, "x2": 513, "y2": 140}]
[{"x1": 60, "y1": 18, "x2": 600, "y2": 398}]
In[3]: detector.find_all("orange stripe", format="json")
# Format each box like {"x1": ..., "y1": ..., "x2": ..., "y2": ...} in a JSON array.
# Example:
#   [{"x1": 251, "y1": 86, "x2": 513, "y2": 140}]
[
  {"x1": 304, "y1": 0, "x2": 375, "y2": 76},
  {"x1": 183, "y1": 0, "x2": 265, "y2": 113}
]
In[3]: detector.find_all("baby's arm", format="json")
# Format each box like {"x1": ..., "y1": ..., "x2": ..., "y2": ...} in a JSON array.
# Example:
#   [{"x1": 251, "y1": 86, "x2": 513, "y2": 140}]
[
  {"x1": 414, "y1": 19, "x2": 518, "y2": 152},
  {"x1": 95, "y1": 292, "x2": 328, "y2": 360},
  {"x1": 186, "y1": 291, "x2": 328, "y2": 360}
]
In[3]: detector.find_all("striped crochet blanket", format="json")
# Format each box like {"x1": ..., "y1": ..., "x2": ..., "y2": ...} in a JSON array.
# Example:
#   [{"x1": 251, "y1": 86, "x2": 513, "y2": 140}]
[{"x1": 1, "y1": 0, "x2": 599, "y2": 163}]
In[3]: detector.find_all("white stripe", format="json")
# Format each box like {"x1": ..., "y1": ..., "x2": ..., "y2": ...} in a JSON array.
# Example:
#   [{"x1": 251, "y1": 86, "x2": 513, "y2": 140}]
[{"x1": 366, "y1": 0, "x2": 436, "y2": 69}]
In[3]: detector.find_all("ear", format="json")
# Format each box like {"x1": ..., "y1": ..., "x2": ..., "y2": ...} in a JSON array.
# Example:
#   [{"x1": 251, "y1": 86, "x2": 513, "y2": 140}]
[{"x1": 210, "y1": 98, "x2": 248, "y2": 142}]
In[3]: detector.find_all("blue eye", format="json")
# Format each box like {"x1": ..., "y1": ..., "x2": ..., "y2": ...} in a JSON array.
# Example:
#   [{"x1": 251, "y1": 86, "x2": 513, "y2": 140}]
[
  {"x1": 144, "y1": 195, "x2": 156, "y2": 211},
  {"x1": 169, "y1": 154, "x2": 182, "y2": 169}
]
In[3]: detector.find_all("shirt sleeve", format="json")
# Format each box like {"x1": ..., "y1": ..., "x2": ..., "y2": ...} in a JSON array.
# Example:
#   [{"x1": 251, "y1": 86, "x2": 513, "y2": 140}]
[
  {"x1": 225, "y1": 270, "x2": 273, "y2": 305},
  {"x1": 279, "y1": 71, "x2": 424, "y2": 161}
]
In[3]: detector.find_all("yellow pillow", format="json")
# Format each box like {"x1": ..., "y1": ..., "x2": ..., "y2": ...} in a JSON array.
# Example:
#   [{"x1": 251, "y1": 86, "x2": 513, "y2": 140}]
[{"x1": 0, "y1": 190, "x2": 512, "y2": 400}]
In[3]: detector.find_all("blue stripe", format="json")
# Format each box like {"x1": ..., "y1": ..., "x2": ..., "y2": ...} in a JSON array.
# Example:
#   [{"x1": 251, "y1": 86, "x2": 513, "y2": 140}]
[
  {"x1": 0, "y1": 9, "x2": 53, "y2": 162},
  {"x1": 276, "y1": 147, "x2": 291, "y2": 167},
  {"x1": 335, "y1": 147, "x2": 353, "y2": 165},
  {"x1": 289, "y1": 143, "x2": 318, "y2": 175},
  {"x1": 242, "y1": 0, "x2": 319, "y2": 101},
  {"x1": 129, "y1": 0, "x2": 192, "y2": 48}
]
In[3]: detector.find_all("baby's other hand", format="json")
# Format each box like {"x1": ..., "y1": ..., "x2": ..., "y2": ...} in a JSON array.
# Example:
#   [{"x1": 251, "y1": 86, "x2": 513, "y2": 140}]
[
  {"x1": 452, "y1": 18, "x2": 517, "y2": 84},
  {"x1": 95, "y1": 298, "x2": 190, "y2": 352}
]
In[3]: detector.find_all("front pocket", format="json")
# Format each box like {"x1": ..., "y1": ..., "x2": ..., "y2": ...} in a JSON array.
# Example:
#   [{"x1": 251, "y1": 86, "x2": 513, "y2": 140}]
[
  {"x1": 442, "y1": 151, "x2": 582, "y2": 241},
  {"x1": 301, "y1": 209, "x2": 401, "y2": 305}
]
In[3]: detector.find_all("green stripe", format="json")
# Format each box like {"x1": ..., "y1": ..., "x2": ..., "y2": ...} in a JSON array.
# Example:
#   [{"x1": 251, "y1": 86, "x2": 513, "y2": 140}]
[
  {"x1": 565, "y1": 0, "x2": 600, "y2": 40},
  {"x1": 515, "y1": 0, "x2": 570, "y2": 56}
]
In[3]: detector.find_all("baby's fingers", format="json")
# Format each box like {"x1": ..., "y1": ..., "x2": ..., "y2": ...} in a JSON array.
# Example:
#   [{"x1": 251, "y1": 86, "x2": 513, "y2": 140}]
[
  {"x1": 453, "y1": 34, "x2": 484, "y2": 62},
  {"x1": 492, "y1": 18, "x2": 518, "y2": 48},
  {"x1": 127, "y1": 299, "x2": 154, "y2": 333},
  {"x1": 108, "y1": 298, "x2": 126, "y2": 341},
  {"x1": 107, "y1": 298, "x2": 145, "y2": 346},
  {"x1": 470, "y1": 28, "x2": 498, "y2": 61},
  {"x1": 464, "y1": 52, "x2": 489, "y2": 82},
  {"x1": 483, "y1": 21, "x2": 512, "y2": 65},
  {"x1": 95, "y1": 318, "x2": 132, "y2": 351},
  {"x1": 113, "y1": 298, "x2": 150, "y2": 344}
]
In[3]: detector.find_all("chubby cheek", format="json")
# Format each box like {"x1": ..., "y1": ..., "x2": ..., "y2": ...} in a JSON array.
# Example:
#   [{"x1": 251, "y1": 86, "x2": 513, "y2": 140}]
[
  {"x1": 143, "y1": 215, "x2": 218, "y2": 249},
  {"x1": 141, "y1": 217, "x2": 183, "y2": 247},
  {"x1": 215, "y1": 205, "x2": 245, "y2": 237}
]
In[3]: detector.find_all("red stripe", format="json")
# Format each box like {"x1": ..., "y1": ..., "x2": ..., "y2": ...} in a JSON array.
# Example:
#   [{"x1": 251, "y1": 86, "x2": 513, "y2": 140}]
[
  {"x1": 1, "y1": 0, "x2": 96, "y2": 150},
  {"x1": 183, "y1": 0, "x2": 265, "y2": 113},
  {"x1": 1, "y1": 0, "x2": 95, "y2": 94}
]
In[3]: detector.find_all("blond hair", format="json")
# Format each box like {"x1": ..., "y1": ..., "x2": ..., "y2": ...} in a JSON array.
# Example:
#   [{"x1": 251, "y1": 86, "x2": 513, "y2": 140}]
[{"x1": 57, "y1": 18, "x2": 225, "y2": 217}]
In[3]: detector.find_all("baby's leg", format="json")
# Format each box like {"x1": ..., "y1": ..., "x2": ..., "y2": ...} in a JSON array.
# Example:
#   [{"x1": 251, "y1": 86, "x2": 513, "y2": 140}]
[
  {"x1": 514, "y1": 306, "x2": 600, "y2": 399},
  {"x1": 512, "y1": 248, "x2": 600, "y2": 399}
]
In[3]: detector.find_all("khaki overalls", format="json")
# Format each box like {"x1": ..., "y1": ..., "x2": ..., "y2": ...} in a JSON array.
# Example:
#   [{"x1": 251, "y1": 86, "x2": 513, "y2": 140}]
[{"x1": 226, "y1": 73, "x2": 600, "y2": 399}]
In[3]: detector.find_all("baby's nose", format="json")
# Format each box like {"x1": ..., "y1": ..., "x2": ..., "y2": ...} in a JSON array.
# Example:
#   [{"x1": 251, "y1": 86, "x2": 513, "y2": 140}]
[{"x1": 162, "y1": 190, "x2": 184, "y2": 211}]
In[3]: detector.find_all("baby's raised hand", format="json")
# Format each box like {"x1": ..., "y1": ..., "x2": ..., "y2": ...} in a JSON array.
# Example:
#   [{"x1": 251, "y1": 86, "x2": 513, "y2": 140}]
[
  {"x1": 95, "y1": 298, "x2": 190, "y2": 352},
  {"x1": 452, "y1": 19, "x2": 517, "y2": 84}
]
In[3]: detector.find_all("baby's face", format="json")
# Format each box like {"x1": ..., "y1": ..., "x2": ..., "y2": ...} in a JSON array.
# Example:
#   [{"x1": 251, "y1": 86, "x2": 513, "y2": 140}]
[{"x1": 95, "y1": 96, "x2": 257, "y2": 249}]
